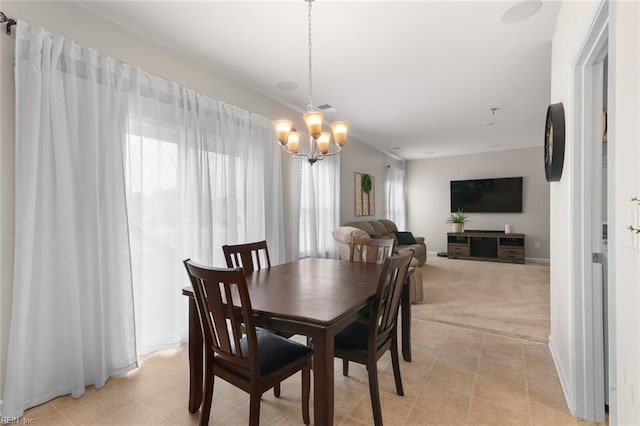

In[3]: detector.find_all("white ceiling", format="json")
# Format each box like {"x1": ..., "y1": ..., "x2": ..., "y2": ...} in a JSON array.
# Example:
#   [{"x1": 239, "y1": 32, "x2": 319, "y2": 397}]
[{"x1": 77, "y1": 1, "x2": 560, "y2": 160}]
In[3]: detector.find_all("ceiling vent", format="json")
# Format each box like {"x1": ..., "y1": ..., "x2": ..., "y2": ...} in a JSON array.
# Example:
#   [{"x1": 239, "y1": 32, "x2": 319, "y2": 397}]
[{"x1": 316, "y1": 104, "x2": 337, "y2": 114}]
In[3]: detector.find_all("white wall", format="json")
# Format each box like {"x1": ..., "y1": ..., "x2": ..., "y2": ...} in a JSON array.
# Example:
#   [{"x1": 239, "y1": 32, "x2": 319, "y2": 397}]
[
  {"x1": 549, "y1": 0, "x2": 603, "y2": 417},
  {"x1": 550, "y1": 0, "x2": 640, "y2": 423},
  {"x1": 610, "y1": 1, "x2": 640, "y2": 423},
  {"x1": 548, "y1": 0, "x2": 601, "y2": 415},
  {"x1": 0, "y1": 0, "x2": 391, "y2": 402},
  {"x1": 0, "y1": 0, "x2": 14, "y2": 409},
  {"x1": 405, "y1": 147, "x2": 550, "y2": 259}
]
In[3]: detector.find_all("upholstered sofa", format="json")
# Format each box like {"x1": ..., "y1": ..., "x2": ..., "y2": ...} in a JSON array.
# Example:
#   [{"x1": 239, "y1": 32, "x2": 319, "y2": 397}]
[
  {"x1": 332, "y1": 219, "x2": 426, "y2": 303},
  {"x1": 340, "y1": 219, "x2": 426, "y2": 266}
]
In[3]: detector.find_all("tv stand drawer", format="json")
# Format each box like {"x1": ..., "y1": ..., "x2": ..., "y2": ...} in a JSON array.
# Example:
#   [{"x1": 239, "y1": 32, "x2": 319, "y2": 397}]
[
  {"x1": 448, "y1": 245, "x2": 470, "y2": 258},
  {"x1": 498, "y1": 248, "x2": 525, "y2": 263}
]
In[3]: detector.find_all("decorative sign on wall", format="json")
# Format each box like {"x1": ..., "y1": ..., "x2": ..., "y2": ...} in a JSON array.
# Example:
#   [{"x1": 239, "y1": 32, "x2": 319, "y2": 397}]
[{"x1": 354, "y1": 172, "x2": 375, "y2": 216}]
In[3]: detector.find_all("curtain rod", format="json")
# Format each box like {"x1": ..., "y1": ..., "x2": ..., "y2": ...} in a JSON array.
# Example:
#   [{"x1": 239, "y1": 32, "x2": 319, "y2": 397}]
[{"x1": 0, "y1": 11, "x2": 16, "y2": 35}]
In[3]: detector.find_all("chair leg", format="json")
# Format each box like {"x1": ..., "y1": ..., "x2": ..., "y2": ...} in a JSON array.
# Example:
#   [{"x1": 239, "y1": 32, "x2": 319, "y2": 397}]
[
  {"x1": 342, "y1": 359, "x2": 349, "y2": 376},
  {"x1": 249, "y1": 391, "x2": 262, "y2": 426},
  {"x1": 200, "y1": 355, "x2": 215, "y2": 426},
  {"x1": 302, "y1": 362, "x2": 311, "y2": 425},
  {"x1": 367, "y1": 360, "x2": 383, "y2": 426},
  {"x1": 391, "y1": 337, "x2": 404, "y2": 396},
  {"x1": 273, "y1": 383, "x2": 281, "y2": 398}
]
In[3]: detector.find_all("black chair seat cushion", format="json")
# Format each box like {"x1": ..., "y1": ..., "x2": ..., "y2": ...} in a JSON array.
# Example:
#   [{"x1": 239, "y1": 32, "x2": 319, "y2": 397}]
[
  {"x1": 239, "y1": 329, "x2": 312, "y2": 376},
  {"x1": 334, "y1": 321, "x2": 369, "y2": 352}
]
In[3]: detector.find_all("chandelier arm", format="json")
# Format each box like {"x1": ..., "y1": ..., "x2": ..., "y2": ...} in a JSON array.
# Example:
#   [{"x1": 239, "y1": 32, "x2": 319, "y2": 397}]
[
  {"x1": 279, "y1": 145, "x2": 342, "y2": 160},
  {"x1": 319, "y1": 146, "x2": 342, "y2": 158},
  {"x1": 281, "y1": 147, "x2": 310, "y2": 159}
]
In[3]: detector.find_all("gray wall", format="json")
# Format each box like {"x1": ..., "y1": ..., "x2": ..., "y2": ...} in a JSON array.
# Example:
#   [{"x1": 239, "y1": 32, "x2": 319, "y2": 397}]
[
  {"x1": 406, "y1": 147, "x2": 550, "y2": 260},
  {"x1": 340, "y1": 139, "x2": 403, "y2": 224}
]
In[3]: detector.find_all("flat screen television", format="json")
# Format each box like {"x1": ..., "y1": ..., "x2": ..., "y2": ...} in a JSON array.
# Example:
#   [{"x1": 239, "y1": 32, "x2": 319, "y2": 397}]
[{"x1": 450, "y1": 177, "x2": 523, "y2": 213}]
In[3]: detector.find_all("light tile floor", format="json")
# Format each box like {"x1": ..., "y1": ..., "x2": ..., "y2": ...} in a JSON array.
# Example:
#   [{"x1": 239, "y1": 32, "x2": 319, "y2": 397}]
[{"x1": 22, "y1": 319, "x2": 600, "y2": 425}]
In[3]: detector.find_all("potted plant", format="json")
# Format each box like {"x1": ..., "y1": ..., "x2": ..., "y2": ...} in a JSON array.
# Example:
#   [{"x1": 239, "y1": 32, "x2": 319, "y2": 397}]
[{"x1": 447, "y1": 208, "x2": 468, "y2": 233}]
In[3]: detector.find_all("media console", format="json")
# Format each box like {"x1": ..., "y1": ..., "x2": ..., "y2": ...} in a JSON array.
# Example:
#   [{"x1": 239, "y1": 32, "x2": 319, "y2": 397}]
[{"x1": 447, "y1": 230, "x2": 525, "y2": 264}]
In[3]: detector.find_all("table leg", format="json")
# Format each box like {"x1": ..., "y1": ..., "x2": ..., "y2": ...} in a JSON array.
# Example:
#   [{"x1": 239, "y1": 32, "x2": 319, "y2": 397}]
[
  {"x1": 401, "y1": 281, "x2": 412, "y2": 362},
  {"x1": 187, "y1": 296, "x2": 203, "y2": 413},
  {"x1": 312, "y1": 330, "x2": 335, "y2": 425}
]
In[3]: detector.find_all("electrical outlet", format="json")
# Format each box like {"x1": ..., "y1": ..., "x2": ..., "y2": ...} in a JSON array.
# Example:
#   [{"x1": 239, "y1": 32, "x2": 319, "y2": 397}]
[{"x1": 534, "y1": 241, "x2": 541, "y2": 249}]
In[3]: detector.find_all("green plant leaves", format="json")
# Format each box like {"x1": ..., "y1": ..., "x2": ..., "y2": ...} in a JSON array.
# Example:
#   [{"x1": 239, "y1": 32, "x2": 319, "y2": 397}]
[{"x1": 362, "y1": 174, "x2": 372, "y2": 193}]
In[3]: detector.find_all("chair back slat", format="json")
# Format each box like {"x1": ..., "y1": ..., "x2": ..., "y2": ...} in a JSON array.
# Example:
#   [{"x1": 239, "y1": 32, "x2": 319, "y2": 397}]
[
  {"x1": 223, "y1": 240, "x2": 271, "y2": 273},
  {"x1": 369, "y1": 252, "x2": 413, "y2": 348},
  {"x1": 183, "y1": 259, "x2": 259, "y2": 372},
  {"x1": 350, "y1": 237, "x2": 395, "y2": 264}
]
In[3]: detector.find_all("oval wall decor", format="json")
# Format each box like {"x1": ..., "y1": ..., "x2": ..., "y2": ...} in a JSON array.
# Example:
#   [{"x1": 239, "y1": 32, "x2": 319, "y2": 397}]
[{"x1": 544, "y1": 102, "x2": 566, "y2": 182}]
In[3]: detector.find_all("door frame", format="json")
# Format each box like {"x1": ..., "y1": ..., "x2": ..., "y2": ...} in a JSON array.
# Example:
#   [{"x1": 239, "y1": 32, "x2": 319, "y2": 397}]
[{"x1": 570, "y1": 1, "x2": 614, "y2": 422}]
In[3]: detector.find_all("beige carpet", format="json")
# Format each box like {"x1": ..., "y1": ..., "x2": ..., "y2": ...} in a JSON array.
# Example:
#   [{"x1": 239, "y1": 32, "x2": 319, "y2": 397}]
[{"x1": 413, "y1": 256, "x2": 550, "y2": 343}]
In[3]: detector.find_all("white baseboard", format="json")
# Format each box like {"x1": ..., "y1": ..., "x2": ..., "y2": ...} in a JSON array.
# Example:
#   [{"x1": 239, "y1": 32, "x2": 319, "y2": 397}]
[
  {"x1": 526, "y1": 257, "x2": 550, "y2": 263},
  {"x1": 548, "y1": 335, "x2": 576, "y2": 416},
  {"x1": 428, "y1": 251, "x2": 550, "y2": 264}
]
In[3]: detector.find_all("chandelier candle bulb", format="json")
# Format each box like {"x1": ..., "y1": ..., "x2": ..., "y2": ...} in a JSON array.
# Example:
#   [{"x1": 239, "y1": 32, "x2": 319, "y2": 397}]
[
  {"x1": 317, "y1": 132, "x2": 331, "y2": 154},
  {"x1": 287, "y1": 130, "x2": 300, "y2": 153},
  {"x1": 303, "y1": 111, "x2": 324, "y2": 139},
  {"x1": 274, "y1": 120, "x2": 292, "y2": 145},
  {"x1": 331, "y1": 121, "x2": 349, "y2": 146}
]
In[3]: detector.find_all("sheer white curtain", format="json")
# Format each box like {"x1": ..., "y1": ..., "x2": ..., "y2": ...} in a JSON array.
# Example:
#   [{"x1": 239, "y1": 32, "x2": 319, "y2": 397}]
[
  {"x1": 386, "y1": 166, "x2": 407, "y2": 230},
  {"x1": 294, "y1": 152, "x2": 340, "y2": 259},
  {"x1": 4, "y1": 22, "x2": 138, "y2": 417},
  {"x1": 4, "y1": 22, "x2": 286, "y2": 416},
  {"x1": 126, "y1": 73, "x2": 285, "y2": 353}
]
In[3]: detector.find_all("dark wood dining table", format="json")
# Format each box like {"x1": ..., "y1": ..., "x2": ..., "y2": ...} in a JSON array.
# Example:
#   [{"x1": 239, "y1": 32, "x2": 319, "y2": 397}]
[{"x1": 182, "y1": 258, "x2": 412, "y2": 426}]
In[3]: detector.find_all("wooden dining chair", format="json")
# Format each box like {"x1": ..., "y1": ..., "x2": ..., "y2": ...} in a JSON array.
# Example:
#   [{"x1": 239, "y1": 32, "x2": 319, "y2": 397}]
[
  {"x1": 347, "y1": 236, "x2": 397, "y2": 338},
  {"x1": 350, "y1": 236, "x2": 395, "y2": 264},
  {"x1": 334, "y1": 251, "x2": 413, "y2": 426},
  {"x1": 183, "y1": 259, "x2": 312, "y2": 426},
  {"x1": 222, "y1": 240, "x2": 271, "y2": 272},
  {"x1": 222, "y1": 240, "x2": 296, "y2": 397}
]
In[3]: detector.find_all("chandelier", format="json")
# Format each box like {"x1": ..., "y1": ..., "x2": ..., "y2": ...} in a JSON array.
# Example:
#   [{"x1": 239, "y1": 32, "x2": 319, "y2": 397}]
[{"x1": 273, "y1": 0, "x2": 349, "y2": 165}]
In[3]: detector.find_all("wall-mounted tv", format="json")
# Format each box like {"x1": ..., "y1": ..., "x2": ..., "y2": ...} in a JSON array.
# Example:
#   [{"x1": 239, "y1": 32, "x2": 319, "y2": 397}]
[{"x1": 450, "y1": 177, "x2": 523, "y2": 213}]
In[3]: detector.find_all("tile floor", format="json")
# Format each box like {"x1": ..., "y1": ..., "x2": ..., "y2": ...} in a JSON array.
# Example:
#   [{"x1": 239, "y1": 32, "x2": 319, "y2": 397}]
[{"x1": 22, "y1": 319, "x2": 599, "y2": 425}]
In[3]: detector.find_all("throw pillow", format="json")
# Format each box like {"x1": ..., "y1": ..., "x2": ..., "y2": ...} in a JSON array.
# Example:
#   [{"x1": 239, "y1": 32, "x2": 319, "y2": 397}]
[{"x1": 395, "y1": 231, "x2": 417, "y2": 245}]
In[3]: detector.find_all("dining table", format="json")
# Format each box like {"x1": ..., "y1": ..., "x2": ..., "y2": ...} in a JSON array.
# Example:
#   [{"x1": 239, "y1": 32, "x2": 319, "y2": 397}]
[{"x1": 182, "y1": 257, "x2": 413, "y2": 426}]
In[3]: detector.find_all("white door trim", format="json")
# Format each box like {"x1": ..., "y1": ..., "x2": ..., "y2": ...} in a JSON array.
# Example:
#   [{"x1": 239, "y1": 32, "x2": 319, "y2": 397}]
[{"x1": 570, "y1": 1, "x2": 611, "y2": 422}]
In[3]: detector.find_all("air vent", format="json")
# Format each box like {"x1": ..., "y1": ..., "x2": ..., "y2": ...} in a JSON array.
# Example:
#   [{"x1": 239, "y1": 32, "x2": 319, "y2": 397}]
[{"x1": 316, "y1": 104, "x2": 337, "y2": 113}]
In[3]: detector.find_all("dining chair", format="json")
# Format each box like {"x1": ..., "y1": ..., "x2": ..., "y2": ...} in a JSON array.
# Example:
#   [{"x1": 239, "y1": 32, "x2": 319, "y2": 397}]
[
  {"x1": 222, "y1": 240, "x2": 271, "y2": 272},
  {"x1": 350, "y1": 236, "x2": 395, "y2": 264},
  {"x1": 183, "y1": 259, "x2": 312, "y2": 426},
  {"x1": 222, "y1": 240, "x2": 296, "y2": 397},
  {"x1": 347, "y1": 236, "x2": 397, "y2": 336},
  {"x1": 334, "y1": 251, "x2": 413, "y2": 426}
]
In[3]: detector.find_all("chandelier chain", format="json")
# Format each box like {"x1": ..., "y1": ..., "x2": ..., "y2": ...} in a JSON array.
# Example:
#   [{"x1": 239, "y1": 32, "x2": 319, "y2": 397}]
[{"x1": 307, "y1": 0, "x2": 313, "y2": 110}]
